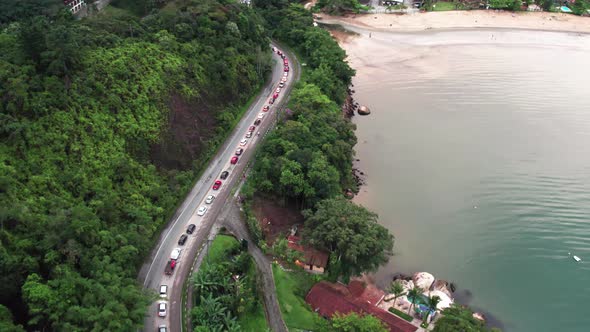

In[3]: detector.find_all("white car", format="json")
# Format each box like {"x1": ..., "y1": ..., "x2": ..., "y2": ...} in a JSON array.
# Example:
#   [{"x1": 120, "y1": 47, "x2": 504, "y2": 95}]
[
  {"x1": 245, "y1": 131, "x2": 253, "y2": 138},
  {"x1": 170, "y1": 248, "x2": 181, "y2": 260},
  {"x1": 158, "y1": 302, "x2": 167, "y2": 317},
  {"x1": 240, "y1": 138, "x2": 248, "y2": 146},
  {"x1": 257, "y1": 113, "x2": 265, "y2": 119},
  {"x1": 158, "y1": 325, "x2": 167, "y2": 332},
  {"x1": 205, "y1": 195, "x2": 215, "y2": 204},
  {"x1": 279, "y1": 82, "x2": 285, "y2": 88},
  {"x1": 159, "y1": 285, "x2": 167, "y2": 298},
  {"x1": 197, "y1": 206, "x2": 208, "y2": 216},
  {"x1": 276, "y1": 87, "x2": 281, "y2": 93},
  {"x1": 283, "y1": 72, "x2": 288, "y2": 77},
  {"x1": 281, "y1": 77, "x2": 287, "y2": 83}
]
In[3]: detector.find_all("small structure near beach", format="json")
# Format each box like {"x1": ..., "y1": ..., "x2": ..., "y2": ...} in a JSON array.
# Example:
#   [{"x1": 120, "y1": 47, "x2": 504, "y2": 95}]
[{"x1": 413, "y1": 272, "x2": 435, "y2": 291}]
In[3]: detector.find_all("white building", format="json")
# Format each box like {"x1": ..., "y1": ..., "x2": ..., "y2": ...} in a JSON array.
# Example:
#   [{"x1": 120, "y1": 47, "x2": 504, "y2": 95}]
[{"x1": 64, "y1": 0, "x2": 85, "y2": 14}]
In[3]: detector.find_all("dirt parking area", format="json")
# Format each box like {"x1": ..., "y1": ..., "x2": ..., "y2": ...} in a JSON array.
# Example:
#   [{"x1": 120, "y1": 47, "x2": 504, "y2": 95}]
[{"x1": 251, "y1": 196, "x2": 304, "y2": 245}]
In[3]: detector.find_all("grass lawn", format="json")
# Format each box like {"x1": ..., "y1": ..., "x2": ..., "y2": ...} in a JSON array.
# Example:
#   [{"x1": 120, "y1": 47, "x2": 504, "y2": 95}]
[
  {"x1": 388, "y1": 307, "x2": 414, "y2": 322},
  {"x1": 272, "y1": 263, "x2": 319, "y2": 330},
  {"x1": 432, "y1": 1, "x2": 456, "y2": 11},
  {"x1": 203, "y1": 235, "x2": 239, "y2": 266}
]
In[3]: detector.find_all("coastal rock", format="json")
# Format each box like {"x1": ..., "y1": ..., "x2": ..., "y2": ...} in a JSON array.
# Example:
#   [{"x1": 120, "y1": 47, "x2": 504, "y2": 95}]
[
  {"x1": 432, "y1": 279, "x2": 453, "y2": 298},
  {"x1": 358, "y1": 105, "x2": 371, "y2": 115},
  {"x1": 392, "y1": 273, "x2": 412, "y2": 281},
  {"x1": 473, "y1": 312, "x2": 486, "y2": 322},
  {"x1": 412, "y1": 272, "x2": 434, "y2": 291}
]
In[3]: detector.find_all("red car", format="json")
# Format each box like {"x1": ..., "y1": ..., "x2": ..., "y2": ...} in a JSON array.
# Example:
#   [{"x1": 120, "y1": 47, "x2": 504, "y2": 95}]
[
  {"x1": 249, "y1": 125, "x2": 256, "y2": 132},
  {"x1": 231, "y1": 156, "x2": 238, "y2": 164},
  {"x1": 213, "y1": 180, "x2": 222, "y2": 190},
  {"x1": 283, "y1": 59, "x2": 288, "y2": 65},
  {"x1": 273, "y1": 93, "x2": 279, "y2": 99},
  {"x1": 263, "y1": 106, "x2": 269, "y2": 112}
]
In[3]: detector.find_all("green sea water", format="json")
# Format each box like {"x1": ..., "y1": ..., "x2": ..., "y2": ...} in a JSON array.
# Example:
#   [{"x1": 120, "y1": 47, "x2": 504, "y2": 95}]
[{"x1": 346, "y1": 29, "x2": 590, "y2": 331}]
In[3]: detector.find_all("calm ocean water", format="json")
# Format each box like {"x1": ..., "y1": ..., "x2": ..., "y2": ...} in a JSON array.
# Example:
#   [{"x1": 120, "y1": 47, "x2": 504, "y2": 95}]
[{"x1": 345, "y1": 29, "x2": 590, "y2": 331}]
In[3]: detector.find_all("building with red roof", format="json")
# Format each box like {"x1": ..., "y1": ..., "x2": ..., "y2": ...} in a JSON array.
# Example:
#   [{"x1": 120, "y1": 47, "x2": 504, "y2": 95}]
[
  {"x1": 306, "y1": 281, "x2": 418, "y2": 332},
  {"x1": 287, "y1": 235, "x2": 329, "y2": 273}
]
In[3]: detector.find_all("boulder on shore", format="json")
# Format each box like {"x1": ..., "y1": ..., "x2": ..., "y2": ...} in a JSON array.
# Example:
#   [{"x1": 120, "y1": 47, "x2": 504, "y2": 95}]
[
  {"x1": 358, "y1": 105, "x2": 371, "y2": 115},
  {"x1": 432, "y1": 279, "x2": 453, "y2": 298},
  {"x1": 473, "y1": 312, "x2": 486, "y2": 322},
  {"x1": 413, "y1": 272, "x2": 434, "y2": 291}
]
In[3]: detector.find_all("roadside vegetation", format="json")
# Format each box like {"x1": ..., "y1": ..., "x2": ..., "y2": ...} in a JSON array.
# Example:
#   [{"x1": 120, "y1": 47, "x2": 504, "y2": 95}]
[
  {"x1": 0, "y1": 0, "x2": 273, "y2": 330},
  {"x1": 249, "y1": 0, "x2": 394, "y2": 282},
  {"x1": 190, "y1": 235, "x2": 267, "y2": 332}
]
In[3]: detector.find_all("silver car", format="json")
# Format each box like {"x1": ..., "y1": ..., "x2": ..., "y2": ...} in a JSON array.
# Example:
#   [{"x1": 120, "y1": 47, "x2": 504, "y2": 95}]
[
  {"x1": 197, "y1": 206, "x2": 208, "y2": 216},
  {"x1": 205, "y1": 195, "x2": 215, "y2": 204}
]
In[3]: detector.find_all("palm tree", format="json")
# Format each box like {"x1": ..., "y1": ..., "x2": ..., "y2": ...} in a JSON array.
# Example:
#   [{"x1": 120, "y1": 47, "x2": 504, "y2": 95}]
[
  {"x1": 407, "y1": 286, "x2": 421, "y2": 316},
  {"x1": 422, "y1": 295, "x2": 442, "y2": 326},
  {"x1": 386, "y1": 281, "x2": 406, "y2": 307}
]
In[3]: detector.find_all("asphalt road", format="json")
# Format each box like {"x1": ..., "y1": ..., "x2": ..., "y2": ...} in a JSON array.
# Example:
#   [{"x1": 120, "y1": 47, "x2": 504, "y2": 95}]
[{"x1": 138, "y1": 45, "x2": 297, "y2": 332}]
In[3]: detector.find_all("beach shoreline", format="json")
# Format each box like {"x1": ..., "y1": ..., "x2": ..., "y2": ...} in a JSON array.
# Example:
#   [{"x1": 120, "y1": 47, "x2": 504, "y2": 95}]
[{"x1": 318, "y1": 10, "x2": 590, "y2": 34}]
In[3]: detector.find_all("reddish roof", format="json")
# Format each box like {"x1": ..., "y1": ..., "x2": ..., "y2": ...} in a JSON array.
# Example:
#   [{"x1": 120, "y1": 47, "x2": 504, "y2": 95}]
[
  {"x1": 306, "y1": 282, "x2": 417, "y2": 332},
  {"x1": 287, "y1": 235, "x2": 329, "y2": 268}
]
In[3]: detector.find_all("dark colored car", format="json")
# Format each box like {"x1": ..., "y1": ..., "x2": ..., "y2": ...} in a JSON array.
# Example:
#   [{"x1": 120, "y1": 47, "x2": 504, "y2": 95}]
[
  {"x1": 284, "y1": 66, "x2": 289, "y2": 72},
  {"x1": 235, "y1": 148, "x2": 243, "y2": 156},
  {"x1": 231, "y1": 156, "x2": 238, "y2": 164},
  {"x1": 213, "y1": 180, "x2": 222, "y2": 190},
  {"x1": 254, "y1": 119, "x2": 261, "y2": 125},
  {"x1": 220, "y1": 171, "x2": 229, "y2": 179},
  {"x1": 186, "y1": 224, "x2": 196, "y2": 234},
  {"x1": 178, "y1": 234, "x2": 188, "y2": 245},
  {"x1": 269, "y1": 98, "x2": 274, "y2": 104}
]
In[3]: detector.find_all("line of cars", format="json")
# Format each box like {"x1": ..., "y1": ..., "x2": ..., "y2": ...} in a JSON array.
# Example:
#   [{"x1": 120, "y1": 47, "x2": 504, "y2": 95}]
[{"x1": 155, "y1": 47, "x2": 290, "y2": 330}]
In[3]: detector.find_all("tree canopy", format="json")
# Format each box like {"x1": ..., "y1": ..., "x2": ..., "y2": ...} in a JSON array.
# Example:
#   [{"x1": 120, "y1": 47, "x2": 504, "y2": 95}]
[
  {"x1": 302, "y1": 198, "x2": 394, "y2": 280},
  {"x1": 432, "y1": 304, "x2": 493, "y2": 332},
  {"x1": 0, "y1": 0, "x2": 272, "y2": 329},
  {"x1": 316, "y1": 312, "x2": 389, "y2": 332}
]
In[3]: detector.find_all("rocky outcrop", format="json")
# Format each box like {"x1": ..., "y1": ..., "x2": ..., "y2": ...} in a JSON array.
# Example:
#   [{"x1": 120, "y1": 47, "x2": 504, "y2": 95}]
[
  {"x1": 358, "y1": 105, "x2": 371, "y2": 115},
  {"x1": 473, "y1": 312, "x2": 486, "y2": 322},
  {"x1": 432, "y1": 279, "x2": 453, "y2": 298},
  {"x1": 412, "y1": 272, "x2": 434, "y2": 291}
]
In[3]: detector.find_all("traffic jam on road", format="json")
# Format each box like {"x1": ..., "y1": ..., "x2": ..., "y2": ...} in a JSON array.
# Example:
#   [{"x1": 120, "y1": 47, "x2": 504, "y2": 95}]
[{"x1": 154, "y1": 47, "x2": 289, "y2": 331}]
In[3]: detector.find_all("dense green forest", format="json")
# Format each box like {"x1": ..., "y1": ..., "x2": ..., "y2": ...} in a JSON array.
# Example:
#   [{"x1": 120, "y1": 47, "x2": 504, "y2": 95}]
[
  {"x1": 0, "y1": 0, "x2": 272, "y2": 330},
  {"x1": 244, "y1": 0, "x2": 394, "y2": 282}
]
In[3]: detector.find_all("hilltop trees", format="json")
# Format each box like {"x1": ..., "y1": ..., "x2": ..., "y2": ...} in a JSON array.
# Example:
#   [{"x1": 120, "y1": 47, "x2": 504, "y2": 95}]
[
  {"x1": 303, "y1": 198, "x2": 394, "y2": 281},
  {"x1": 0, "y1": 0, "x2": 271, "y2": 329}
]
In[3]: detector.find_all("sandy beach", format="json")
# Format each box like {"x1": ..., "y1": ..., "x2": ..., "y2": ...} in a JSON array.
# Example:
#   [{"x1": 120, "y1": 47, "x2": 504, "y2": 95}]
[{"x1": 319, "y1": 10, "x2": 590, "y2": 34}]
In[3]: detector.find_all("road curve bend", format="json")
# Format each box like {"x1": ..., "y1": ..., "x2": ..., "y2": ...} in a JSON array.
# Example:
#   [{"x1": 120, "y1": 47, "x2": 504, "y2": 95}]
[{"x1": 138, "y1": 44, "x2": 299, "y2": 332}]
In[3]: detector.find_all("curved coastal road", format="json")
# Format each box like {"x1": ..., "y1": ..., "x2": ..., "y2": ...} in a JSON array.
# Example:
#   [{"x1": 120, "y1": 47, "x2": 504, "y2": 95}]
[{"x1": 138, "y1": 45, "x2": 298, "y2": 332}]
